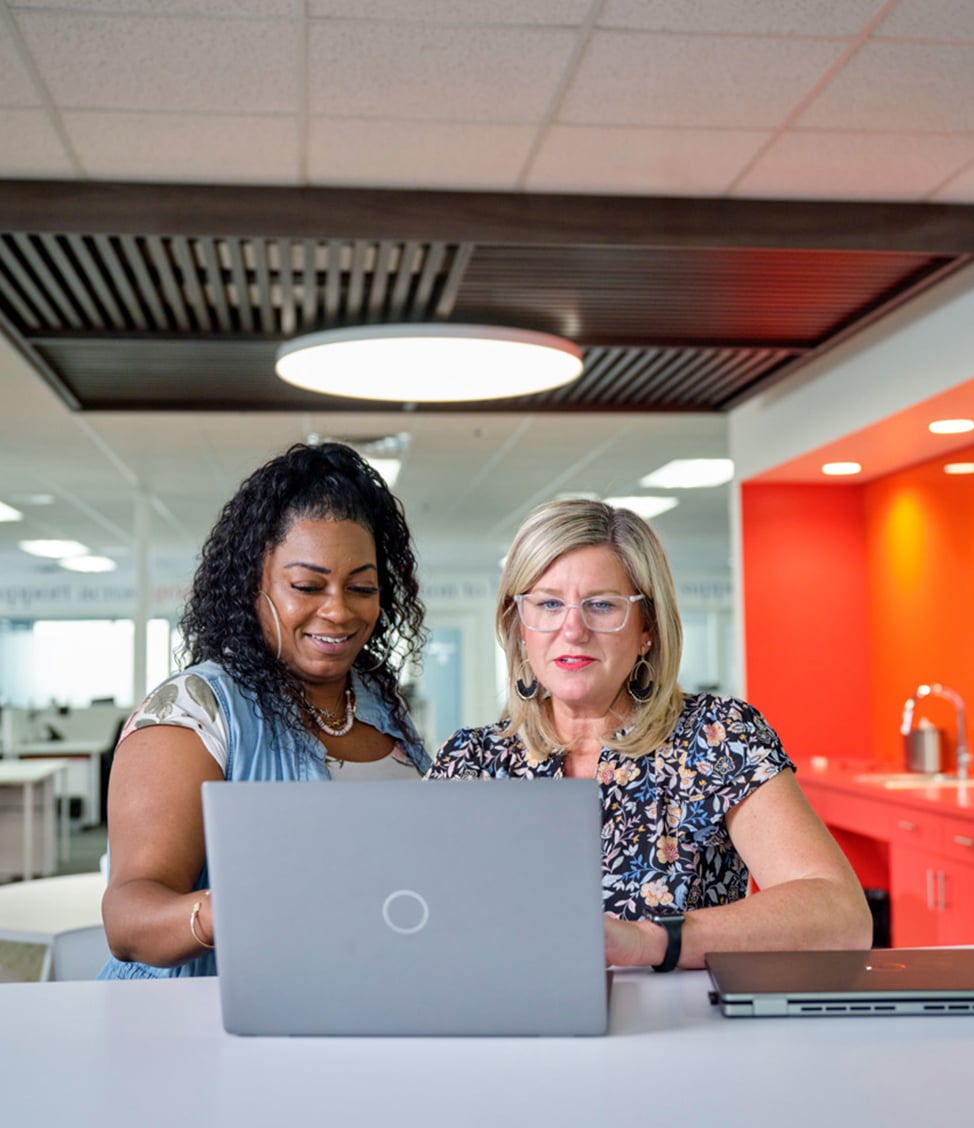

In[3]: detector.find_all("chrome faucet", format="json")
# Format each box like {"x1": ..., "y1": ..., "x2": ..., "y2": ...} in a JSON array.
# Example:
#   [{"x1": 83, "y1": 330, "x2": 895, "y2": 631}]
[{"x1": 901, "y1": 684, "x2": 970, "y2": 780}]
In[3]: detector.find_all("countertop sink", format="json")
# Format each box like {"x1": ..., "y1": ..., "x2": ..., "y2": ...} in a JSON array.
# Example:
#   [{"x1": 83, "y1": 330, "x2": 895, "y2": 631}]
[{"x1": 854, "y1": 772, "x2": 972, "y2": 789}]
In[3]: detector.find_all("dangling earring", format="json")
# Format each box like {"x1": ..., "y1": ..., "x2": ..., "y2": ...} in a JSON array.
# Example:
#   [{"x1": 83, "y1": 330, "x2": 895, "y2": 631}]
[
  {"x1": 627, "y1": 642, "x2": 654, "y2": 703},
  {"x1": 514, "y1": 648, "x2": 538, "y2": 701},
  {"x1": 358, "y1": 609, "x2": 393, "y2": 672},
  {"x1": 258, "y1": 590, "x2": 283, "y2": 660}
]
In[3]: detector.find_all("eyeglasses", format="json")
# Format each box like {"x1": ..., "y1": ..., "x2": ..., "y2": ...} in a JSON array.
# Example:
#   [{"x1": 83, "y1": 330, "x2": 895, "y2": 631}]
[{"x1": 513, "y1": 593, "x2": 645, "y2": 633}]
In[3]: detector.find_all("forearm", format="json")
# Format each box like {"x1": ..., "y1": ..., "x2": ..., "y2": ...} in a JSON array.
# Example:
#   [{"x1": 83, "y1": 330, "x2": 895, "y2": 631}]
[
  {"x1": 102, "y1": 879, "x2": 214, "y2": 969},
  {"x1": 606, "y1": 876, "x2": 873, "y2": 969}
]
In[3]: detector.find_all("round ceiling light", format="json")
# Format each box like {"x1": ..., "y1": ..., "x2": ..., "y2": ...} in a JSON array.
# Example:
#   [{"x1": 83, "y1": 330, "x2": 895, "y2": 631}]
[{"x1": 275, "y1": 323, "x2": 584, "y2": 403}]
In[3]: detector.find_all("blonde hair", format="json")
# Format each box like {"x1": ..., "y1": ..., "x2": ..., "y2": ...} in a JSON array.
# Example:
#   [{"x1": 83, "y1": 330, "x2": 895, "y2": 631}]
[{"x1": 497, "y1": 498, "x2": 684, "y2": 760}]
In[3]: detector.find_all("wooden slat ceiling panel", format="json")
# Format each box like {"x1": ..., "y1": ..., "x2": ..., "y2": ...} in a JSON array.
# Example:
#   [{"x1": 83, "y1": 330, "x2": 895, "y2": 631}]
[{"x1": 0, "y1": 182, "x2": 971, "y2": 414}]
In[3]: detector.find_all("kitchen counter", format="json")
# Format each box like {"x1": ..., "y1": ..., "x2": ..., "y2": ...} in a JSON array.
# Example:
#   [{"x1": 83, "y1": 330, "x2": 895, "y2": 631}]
[{"x1": 796, "y1": 759, "x2": 974, "y2": 947}]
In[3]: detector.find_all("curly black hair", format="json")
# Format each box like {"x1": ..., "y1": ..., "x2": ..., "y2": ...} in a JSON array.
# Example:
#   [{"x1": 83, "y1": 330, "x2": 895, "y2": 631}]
[{"x1": 178, "y1": 441, "x2": 426, "y2": 738}]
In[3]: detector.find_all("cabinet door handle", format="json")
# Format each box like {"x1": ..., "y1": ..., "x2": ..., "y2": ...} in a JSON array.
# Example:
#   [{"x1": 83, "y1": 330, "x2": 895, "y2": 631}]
[
  {"x1": 898, "y1": 820, "x2": 918, "y2": 832},
  {"x1": 926, "y1": 869, "x2": 936, "y2": 911},
  {"x1": 954, "y1": 835, "x2": 974, "y2": 848}
]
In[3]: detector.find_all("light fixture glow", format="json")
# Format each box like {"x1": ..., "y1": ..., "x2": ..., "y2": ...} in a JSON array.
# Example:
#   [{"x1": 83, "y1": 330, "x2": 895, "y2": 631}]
[
  {"x1": 821, "y1": 462, "x2": 862, "y2": 477},
  {"x1": 19, "y1": 539, "x2": 89, "y2": 559},
  {"x1": 276, "y1": 324, "x2": 584, "y2": 403},
  {"x1": 929, "y1": 418, "x2": 974, "y2": 435},
  {"x1": 60, "y1": 555, "x2": 117, "y2": 573},
  {"x1": 944, "y1": 462, "x2": 974, "y2": 475},
  {"x1": 640, "y1": 458, "x2": 734, "y2": 489},
  {"x1": 603, "y1": 496, "x2": 679, "y2": 519},
  {"x1": 364, "y1": 457, "x2": 401, "y2": 487},
  {"x1": 0, "y1": 501, "x2": 24, "y2": 522}
]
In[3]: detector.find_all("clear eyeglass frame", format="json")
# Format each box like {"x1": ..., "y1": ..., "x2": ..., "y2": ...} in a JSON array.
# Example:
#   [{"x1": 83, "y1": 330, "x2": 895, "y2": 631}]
[{"x1": 513, "y1": 592, "x2": 645, "y2": 633}]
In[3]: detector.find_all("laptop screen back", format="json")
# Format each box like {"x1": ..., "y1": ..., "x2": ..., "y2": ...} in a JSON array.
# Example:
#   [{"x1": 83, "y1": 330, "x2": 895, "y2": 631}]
[{"x1": 202, "y1": 778, "x2": 609, "y2": 1036}]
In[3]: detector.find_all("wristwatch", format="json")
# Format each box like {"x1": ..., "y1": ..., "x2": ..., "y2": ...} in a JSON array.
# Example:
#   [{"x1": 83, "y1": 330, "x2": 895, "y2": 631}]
[{"x1": 649, "y1": 911, "x2": 684, "y2": 973}]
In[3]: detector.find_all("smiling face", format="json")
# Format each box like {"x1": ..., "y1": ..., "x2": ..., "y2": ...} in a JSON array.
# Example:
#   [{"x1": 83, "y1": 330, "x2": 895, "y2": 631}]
[
  {"x1": 257, "y1": 517, "x2": 381, "y2": 696},
  {"x1": 520, "y1": 544, "x2": 651, "y2": 728}
]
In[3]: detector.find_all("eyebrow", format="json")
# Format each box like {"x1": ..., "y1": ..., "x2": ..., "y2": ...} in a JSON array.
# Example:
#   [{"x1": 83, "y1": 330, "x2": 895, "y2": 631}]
[{"x1": 283, "y1": 562, "x2": 378, "y2": 577}]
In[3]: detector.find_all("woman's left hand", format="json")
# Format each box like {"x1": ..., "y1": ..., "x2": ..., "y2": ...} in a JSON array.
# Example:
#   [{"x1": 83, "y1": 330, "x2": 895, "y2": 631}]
[{"x1": 603, "y1": 915, "x2": 666, "y2": 968}]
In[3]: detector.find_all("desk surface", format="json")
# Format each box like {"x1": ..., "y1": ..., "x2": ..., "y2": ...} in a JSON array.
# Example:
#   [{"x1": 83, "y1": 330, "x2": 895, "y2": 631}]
[
  {"x1": 0, "y1": 758, "x2": 70, "y2": 784},
  {"x1": 0, "y1": 871, "x2": 105, "y2": 942},
  {"x1": 0, "y1": 971, "x2": 967, "y2": 1127}
]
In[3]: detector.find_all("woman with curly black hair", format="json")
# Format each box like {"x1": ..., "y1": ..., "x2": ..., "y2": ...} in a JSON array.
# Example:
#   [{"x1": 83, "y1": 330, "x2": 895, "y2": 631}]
[{"x1": 99, "y1": 442, "x2": 428, "y2": 978}]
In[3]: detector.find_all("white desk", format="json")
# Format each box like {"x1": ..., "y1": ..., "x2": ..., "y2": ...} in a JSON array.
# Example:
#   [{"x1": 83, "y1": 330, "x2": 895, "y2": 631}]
[
  {"x1": 0, "y1": 871, "x2": 106, "y2": 979},
  {"x1": 7, "y1": 740, "x2": 105, "y2": 826},
  {"x1": 0, "y1": 759, "x2": 70, "y2": 880},
  {"x1": 0, "y1": 971, "x2": 967, "y2": 1127}
]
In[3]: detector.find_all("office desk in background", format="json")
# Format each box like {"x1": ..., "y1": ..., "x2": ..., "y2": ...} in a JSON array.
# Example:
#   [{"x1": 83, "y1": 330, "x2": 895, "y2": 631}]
[
  {"x1": 0, "y1": 971, "x2": 967, "y2": 1127},
  {"x1": 0, "y1": 759, "x2": 70, "y2": 881},
  {"x1": 7, "y1": 740, "x2": 106, "y2": 827}
]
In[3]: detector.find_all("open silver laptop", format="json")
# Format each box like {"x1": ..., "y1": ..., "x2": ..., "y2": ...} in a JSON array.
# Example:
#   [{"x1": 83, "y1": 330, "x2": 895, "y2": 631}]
[
  {"x1": 706, "y1": 948, "x2": 974, "y2": 1017},
  {"x1": 202, "y1": 778, "x2": 609, "y2": 1036}
]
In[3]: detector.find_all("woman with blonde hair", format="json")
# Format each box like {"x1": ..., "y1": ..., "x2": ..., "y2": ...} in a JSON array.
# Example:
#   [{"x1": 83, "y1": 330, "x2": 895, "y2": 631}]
[{"x1": 428, "y1": 498, "x2": 871, "y2": 971}]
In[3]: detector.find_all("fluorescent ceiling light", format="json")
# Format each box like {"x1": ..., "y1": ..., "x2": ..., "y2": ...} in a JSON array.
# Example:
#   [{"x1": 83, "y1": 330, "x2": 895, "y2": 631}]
[
  {"x1": 944, "y1": 463, "x2": 974, "y2": 475},
  {"x1": 0, "y1": 501, "x2": 24, "y2": 522},
  {"x1": 639, "y1": 458, "x2": 734, "y2": 489},
  {"x1": 276, "y1": 323, "x2": 583, "y2": 403},
  {"x1": 365, "y1": 457, "x2": 401, "y2": 487},
  {"x1": 19, "y1": 539, "x2": 89, "y2": 559},
  {"x1": 60, "y1": 555, "x2": 117, "y2": 573},
  {"x1": 822, "y1": 462, "x2": 862, "y2": 477},
  {"x1": 929, "y1": 419, "x2": 974, "y2": 435},
  {"x1": 603, "y1": 496, "x2": 679, "y2": 519}
]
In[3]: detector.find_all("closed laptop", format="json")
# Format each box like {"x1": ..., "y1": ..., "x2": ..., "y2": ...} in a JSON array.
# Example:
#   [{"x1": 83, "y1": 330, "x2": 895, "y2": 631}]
[
  {"x1": 706, "y1": 947, "x2": 974, "y2": 1017},
  {"x1": 202, "y1": 778, "x2": 609, "y2": 1036}
]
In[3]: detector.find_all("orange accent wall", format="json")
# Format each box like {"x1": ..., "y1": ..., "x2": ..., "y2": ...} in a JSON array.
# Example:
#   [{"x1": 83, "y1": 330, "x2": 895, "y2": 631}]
[
  {"x1": 742, "y1": 443, "x2": 974, "y2": 771},
  {"x1": 741, "y1": 482, "x2": 871, "y2": 766}
]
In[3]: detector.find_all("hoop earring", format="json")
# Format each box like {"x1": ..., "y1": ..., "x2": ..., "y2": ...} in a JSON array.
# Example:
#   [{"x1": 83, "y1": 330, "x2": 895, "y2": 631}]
[
  {"x1": 514, "y1": 652, "x2": 538, "y2": 701},
  {"x1": 258, "y1": 590, "x2": 283, "y2": 660},
  {"x1": 627, "y1": 647, "x2": 654, "y2": 703},
  {"x1": 358, "y1": 609, "x2": 393, "y2": 672}
]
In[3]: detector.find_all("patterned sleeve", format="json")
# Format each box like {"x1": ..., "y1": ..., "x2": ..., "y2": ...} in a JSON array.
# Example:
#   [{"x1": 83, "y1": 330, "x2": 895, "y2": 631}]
[
  {"x1": 425, "y1": 727, "x2": 493, "y2": 779},
  {"x1": 117, "y1": 672, "x2": 230, "y2": 773},
  {"x1": 683, "y1": 695, "x2": 794, "y2": 832}
]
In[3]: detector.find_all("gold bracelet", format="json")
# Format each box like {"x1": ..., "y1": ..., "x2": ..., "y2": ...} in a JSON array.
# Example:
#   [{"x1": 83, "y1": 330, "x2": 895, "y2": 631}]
[{"x1": 190, "y1": 890, "x2": 214, "y2": 950}]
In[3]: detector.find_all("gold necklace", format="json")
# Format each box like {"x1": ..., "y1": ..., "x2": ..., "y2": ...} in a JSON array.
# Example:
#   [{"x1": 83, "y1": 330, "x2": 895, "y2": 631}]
[{"x1": 309, "y1": 687, "x2": 356, "y2": 737}]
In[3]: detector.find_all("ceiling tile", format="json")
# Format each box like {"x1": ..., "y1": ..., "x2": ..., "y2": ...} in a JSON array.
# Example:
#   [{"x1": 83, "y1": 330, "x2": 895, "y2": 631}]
[
  {"x1": 559, "y1": 31, "x2": 849, "y2": 128},
  {"x1": 306, "y1": 22, "x2": 577, "y2": 121},
  {"x1": 737, "y1": 130, "x2": 974, "y2": 200},
  {"x1": 0, "y1": 25, "x2": 41, "y2": 105},
  {"x1": 799, "y1": 41, "x2": 974, "y2": 132},
  {"x1": 0, "y1": 109, "x2": 76, "y2": 176},
  {"x1": 63, "y1": 111, "x2": 301, "y2": 183},
  {"x1": 15, "y1": 11, "x2": 299, "y2": 114},
  {"x1": 932, "y1": 162, "x2": 974, "y2": 204},
  {"x1": 10, "y1": 1, "x2": 297, "y2": 12},
  {"x1": 875, "y1": 0, "x2": 974, "y2": 42},
  {"x1": 599, "y1": 0, "x2": 884, "y2": 37},
  {"x1": 526, "y1": 124, "x2": 771, "y2": 195},
  {"x1": 307, "y1": 0, "x2": 592, "y2": 24},
  {"x1": 306, "y1": 118, "x2": 536, "y2": 189}
]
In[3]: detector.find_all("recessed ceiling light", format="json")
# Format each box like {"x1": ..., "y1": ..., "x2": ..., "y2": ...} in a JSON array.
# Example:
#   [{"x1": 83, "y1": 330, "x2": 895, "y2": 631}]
[
  {"x1": 929, "y1": 419, "x2": 974, "y2": 434},
  {"x1": 0, "y1": 501, "x2": 24, "y2": 522},
  {"x1": 276, "y1": 323, "x2": 583, "y2": 402},
  {"x1": 639, "y1": 458, "x2": 734, "y2": 489},
  {"x1": 822, "y1": 462, "x2": 862, "y2": 477},
  {"x1": 603, "y1": 496, "x2": 679, "y2": 519},
  {"x1": 60, "y1": 555, "x2": 117, "y2": 573},
  {"x1": 19, "y1": 539, "x2": 89, "y2": 559},
  {"x1": 944, "y1": 463, "x2": 974, "y2": 475},
  {"x1": 10, "y1": 493, "x2": 55, "y2": 506}
]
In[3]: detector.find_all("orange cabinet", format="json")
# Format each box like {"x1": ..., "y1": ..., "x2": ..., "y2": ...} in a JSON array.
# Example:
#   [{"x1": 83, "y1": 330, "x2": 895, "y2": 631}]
[{"x1": 800, "y1": 776, "x2": 974, "y2": 947}]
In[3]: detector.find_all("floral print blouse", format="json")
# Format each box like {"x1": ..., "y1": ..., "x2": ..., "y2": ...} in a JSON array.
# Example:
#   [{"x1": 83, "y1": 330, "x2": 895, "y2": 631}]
[{"x1": 426, "y1": 693, "x2": 794, "y2": 919}]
